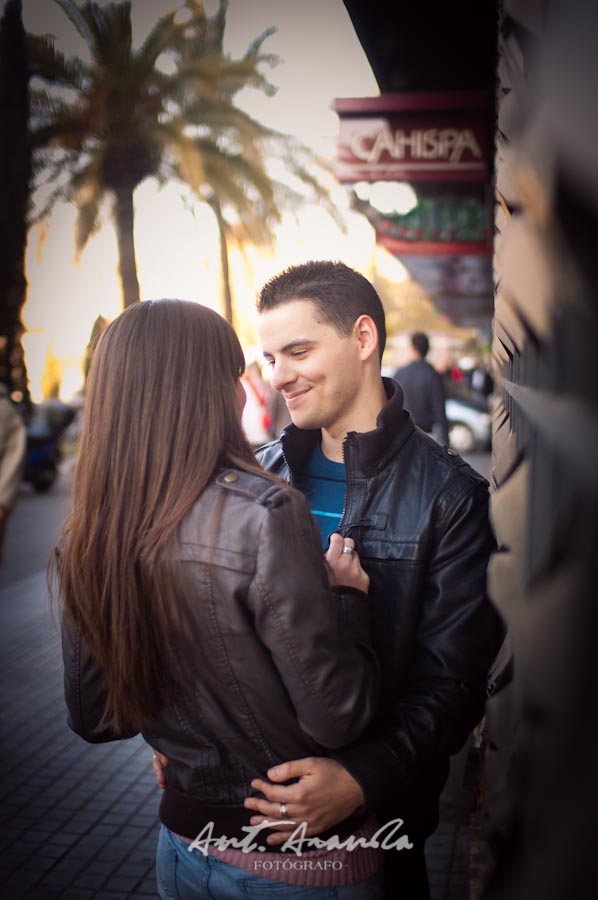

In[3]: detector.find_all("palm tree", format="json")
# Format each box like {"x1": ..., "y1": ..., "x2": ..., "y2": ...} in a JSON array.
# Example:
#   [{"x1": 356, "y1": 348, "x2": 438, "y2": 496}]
[
  {"x1": 28, "y1": 0, "x2": 338, "y2": 315},
  {"x1": 168, "y1": 1, "x2": 338, "y2": 325},
  {"x1": 28, "y1": 0, "x2": 188, "y2": 307}
]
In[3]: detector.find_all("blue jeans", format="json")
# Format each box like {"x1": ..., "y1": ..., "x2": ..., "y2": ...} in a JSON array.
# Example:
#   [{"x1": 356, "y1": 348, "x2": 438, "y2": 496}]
[{"x1": 156, "y1": 825, "x2": 384, "y2": 899}]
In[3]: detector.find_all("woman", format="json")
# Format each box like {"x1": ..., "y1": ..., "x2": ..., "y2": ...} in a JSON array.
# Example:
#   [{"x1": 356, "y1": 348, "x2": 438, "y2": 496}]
[{"x1": 57, "y1": 300, "x2": 384, "y2": 899}]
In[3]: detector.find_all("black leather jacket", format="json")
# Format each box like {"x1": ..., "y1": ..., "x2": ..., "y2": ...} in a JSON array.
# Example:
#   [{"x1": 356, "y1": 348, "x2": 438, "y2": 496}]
[
  {"x1": 256, "y1": 378, "x2": 502, "y2": 838},
  {"x1": 62, "y1": 468, "x2": 379, "y2": 840}
]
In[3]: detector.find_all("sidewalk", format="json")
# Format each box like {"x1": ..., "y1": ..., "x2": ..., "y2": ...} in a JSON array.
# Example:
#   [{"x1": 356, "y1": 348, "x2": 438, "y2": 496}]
[
  {"x1": 0, "y1": 569, "x2": 474, "y2": 899},
  {"x1": 0, "y1": 572, "x2": 160, "y2": 899}
]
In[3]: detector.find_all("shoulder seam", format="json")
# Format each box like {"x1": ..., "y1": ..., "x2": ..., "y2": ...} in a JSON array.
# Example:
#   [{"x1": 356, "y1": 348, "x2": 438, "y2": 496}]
[{"x1": 215, "y1": 470, "x2": 284, "y2": 507}]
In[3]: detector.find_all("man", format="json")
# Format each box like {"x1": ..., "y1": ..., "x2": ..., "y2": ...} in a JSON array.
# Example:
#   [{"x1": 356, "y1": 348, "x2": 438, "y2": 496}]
[
  {"x1": 245, "y1": 262, "x2": 500, "y2": 898},
  {"x1": 394, "y1": 331, "x2": 450, "y2": 444},
  {"x1": 155, "y1": 261, "x2": 501, "y2": 898}
]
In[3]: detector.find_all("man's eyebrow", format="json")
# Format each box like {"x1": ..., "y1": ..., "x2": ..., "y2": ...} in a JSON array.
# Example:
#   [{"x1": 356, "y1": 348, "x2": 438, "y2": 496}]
[{"x1": 263, "y1": 339, "x2": 317, "y2": 357}]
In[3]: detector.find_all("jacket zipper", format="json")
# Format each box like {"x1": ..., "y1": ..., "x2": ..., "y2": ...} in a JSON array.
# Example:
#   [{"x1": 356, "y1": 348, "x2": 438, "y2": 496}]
[
  {"x1": 338, "y1": 434, "x2": 352, "y2": 534},
  {"x1": 282, "y1": 435, "x2": 353, "y2": 535},
  {"x1": 280, "y1": 443, "x2": 295, "y2": 487}
]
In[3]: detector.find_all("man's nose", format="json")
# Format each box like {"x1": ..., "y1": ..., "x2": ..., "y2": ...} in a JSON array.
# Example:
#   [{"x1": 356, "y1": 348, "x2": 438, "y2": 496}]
[{"x1": 270, "y1": 359, "x2": 296, "y2": 393}]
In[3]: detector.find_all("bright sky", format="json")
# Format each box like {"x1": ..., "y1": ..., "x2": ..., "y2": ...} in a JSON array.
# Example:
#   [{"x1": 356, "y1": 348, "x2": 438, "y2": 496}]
[{"x1": 21, "y1": 0, "x2": 381, "y2": 401}]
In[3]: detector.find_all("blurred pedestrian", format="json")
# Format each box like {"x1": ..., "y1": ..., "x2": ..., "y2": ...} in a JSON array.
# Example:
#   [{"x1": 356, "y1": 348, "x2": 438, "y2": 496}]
[
  {"x1": 470, "y1": 359, "x2": 494, "y2": 401},
  {"x1": 0, "y1": 382, "x2": 26, "y2": 564},
  {"x1": 394, "y1": 332, "x2": 450, "y2": 444},
  {"x1": 57, "y1": 300, "x2": 382, "y2": 900},
  {"x1": 241, "y1": 360, "x2": 272, "y2": 446}
]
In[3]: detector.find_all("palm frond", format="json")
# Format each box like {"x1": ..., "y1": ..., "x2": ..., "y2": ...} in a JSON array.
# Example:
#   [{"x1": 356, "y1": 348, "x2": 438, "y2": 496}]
[
  {"x1": 75, "y1": 180, "x2": 102, "y2": 255},
  {"x1": 169, "y1": 1, "x2": 206, "y2": 61},
  {"x1": 215, "y1": 57, "x2": 279, "y2": 98},
  {"x1": 210, "y1": 149, "x2": 276, "y2": 205},
  {"x1": 181, "y1": 99, "x2": 274, "y2": 144},
  {"x1": 33, "y1": 146, "x2": 80, "y2": 182},
  {"x1": 205, "y1": 189, "x2": 277, "y2": 249},
  {"x1": 206, "y1": 0, "x2": 227, "y2": 52},
  {"x1": 27, "y1": 33, "x2": 88, "y2": 89},
  {"x1": 198, "y1": 146, "x2": 278, "y2": 216},
  {"x1": 30, "y1": 148, "x2": 57, "y2": 180},
  {"x1": 201, "y1": 166, "x2": 255, "y2": 218},
  {"x1": 29, "y1": 87, "x2": 74, "y2": 121},
  {"x1": 78, "y1": 1, "x2": 106, "y2": 54},
  {"x1": 53, "y1": 0, "x2": 94, "y2": 46},
  {"x1": 136, "y1": 10, "x2": 179, "y2": 73},
  {"x1": 29, "y1": 113, "x2": 89, "y2": 151},
  {"x1": 68, "y1": 1, "x2": 133, "y2": 69},
  {"x1": 171, "y1": 136, "x2": 205, "y2": 194},
  {"x1": 69, "y1": 154, "x2": 102, "y2": 194},
  {"x1": 154, "y1": 121, "x2": 205, "y2": 193},
  {"x1": 32, "y1": 178, "x2": 74, "y2": 223},
  {"x1": 95, "y1": 2, "x2": 133, "y2": 68},
  {"x1": 176, "y1": 53, "x2": 229, "y2": 94},
  {"x1": 244, "y1": 26, "x2": 276, "y2": 58}
]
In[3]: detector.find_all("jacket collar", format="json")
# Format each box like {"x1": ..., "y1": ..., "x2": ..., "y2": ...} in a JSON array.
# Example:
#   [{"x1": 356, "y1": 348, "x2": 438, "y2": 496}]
[{"x1": 280, "y1": 377, "x2": 414, "y2": 478}]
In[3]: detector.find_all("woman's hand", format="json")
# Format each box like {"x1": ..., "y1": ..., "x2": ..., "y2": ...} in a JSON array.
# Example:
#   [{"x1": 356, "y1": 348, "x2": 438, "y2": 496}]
[
  {"x1": 152, "y1": 750, "x2": 168, "y2": 788},
  {"x1": 325, "y1": 533, "x2": 369, "y2": 594}
]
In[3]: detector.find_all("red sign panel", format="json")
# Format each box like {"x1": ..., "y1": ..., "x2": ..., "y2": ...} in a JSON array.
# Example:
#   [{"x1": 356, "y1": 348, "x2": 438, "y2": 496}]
[{"x1": 333, "y1": 92, "x2": 490, "y2": 183}]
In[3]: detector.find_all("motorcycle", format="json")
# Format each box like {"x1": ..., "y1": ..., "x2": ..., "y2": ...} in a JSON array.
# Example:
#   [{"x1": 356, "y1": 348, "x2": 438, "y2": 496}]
[{"x1": 22, "y1": 400, "x2": 76, "y2": 492}]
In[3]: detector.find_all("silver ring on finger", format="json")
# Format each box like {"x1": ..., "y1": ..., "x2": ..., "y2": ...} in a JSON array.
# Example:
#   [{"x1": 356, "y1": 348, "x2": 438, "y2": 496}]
[
  {"x1": 341, "y1": 545, "x2": 355, "y2": 555},
  {"x1": 279, "y1": 802, "x2": 289, "y2": 819}
]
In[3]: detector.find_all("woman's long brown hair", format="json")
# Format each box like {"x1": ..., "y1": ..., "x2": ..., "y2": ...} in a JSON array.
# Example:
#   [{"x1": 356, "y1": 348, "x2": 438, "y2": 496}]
[{"x1": 56, "y1": 300, "x2": 266, "y2": 732}]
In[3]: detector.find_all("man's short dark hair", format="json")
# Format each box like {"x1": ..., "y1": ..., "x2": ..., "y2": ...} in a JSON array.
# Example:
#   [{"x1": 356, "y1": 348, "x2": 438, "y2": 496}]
[
  {"x1": 257, "y1": 260, "x2": 387, "y2": 360},
  {"x1": 411, "y1": 332, "x2": 429, "y2": 358}
]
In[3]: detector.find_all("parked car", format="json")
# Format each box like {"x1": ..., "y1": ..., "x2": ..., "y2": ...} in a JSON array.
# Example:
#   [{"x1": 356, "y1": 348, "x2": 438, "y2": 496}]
[{"x1": 445, "y1": 394, "x2": 492, "y2": 453}]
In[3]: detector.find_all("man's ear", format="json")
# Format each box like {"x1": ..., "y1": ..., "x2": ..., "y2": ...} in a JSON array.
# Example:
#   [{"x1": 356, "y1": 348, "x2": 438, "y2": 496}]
[{"x1": 354, "y1": 315, "x2": 379, "y2": 362}]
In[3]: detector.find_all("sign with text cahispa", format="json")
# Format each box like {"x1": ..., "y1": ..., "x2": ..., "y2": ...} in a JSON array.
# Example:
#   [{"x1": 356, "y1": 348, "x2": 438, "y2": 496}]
[{"x1": 333, "y1": 93, "x2": 490, "y2": 183}]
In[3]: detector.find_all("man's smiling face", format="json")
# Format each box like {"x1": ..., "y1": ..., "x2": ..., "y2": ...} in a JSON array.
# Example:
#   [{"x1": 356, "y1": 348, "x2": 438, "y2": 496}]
[{"x1": 258, "y1": 299, "x2": 365, "y2": 434}]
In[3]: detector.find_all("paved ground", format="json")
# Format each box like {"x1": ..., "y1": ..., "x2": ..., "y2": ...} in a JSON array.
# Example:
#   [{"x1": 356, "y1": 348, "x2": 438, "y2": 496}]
[
  {"x1": 0, "y1": 455, "x2": 490, "y2": 898},
  {"x1": 0, "y1": 482, "x2": 70, "y2": 591}
]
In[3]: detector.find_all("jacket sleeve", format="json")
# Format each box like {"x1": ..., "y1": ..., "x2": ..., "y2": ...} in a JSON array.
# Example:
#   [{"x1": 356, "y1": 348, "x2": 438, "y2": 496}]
[
  {"x1": 333, "y1": 482, "x2": 502, "y2": 813},
  {"x1": 247, "y1": 489, "x2": 379, "y2": 750},
  {"x1": 62, "y1": 613, "x2": 139, "y2": 743}
]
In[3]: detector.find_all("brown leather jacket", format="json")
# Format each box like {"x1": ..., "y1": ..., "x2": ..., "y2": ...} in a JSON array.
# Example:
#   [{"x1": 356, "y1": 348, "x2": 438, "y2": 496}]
[{"x1": 62, "y1": 468, "x2": 379, "y2": 839}]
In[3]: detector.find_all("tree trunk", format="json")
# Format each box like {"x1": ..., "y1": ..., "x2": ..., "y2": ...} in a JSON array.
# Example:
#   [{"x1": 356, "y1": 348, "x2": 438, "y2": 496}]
[
  {"x1": 212, "y1": 200, "x2": 233, "y2": 327},
  {"x1": 0, "y1": 0, "x2": 32, "y2": 408},
  {"x1": 114, "y1": 187, "x2": 140, "y2": 308}
]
